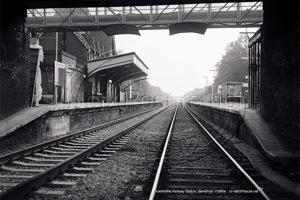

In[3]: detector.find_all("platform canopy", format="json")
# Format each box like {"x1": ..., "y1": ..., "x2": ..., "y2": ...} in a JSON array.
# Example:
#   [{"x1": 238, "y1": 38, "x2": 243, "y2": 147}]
[{"x1": 87, "y1": 52, "x2": 148, "y2": 84}]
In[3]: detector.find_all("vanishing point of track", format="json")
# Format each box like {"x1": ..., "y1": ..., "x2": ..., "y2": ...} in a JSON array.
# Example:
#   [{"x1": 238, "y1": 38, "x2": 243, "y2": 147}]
[{"x1": 148, "y1": 106, "x2": 271, "y2": 200}]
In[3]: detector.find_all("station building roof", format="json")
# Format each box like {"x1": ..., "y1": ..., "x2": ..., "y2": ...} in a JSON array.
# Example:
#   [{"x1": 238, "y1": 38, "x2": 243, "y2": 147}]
[{"x1": 87, "y1": 52, "x2": 149, "y2": 84}]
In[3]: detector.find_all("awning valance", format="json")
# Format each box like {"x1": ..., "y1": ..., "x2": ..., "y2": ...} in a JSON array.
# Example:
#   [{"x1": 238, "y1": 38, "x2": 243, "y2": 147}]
[{"x1": 88, "y1": 52, "x2": 148, "y2": 83}]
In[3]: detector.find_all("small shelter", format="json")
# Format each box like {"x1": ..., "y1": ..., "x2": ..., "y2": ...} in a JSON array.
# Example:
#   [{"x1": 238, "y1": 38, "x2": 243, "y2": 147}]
[{"x1": 87, "y1": 52, "x2": 148, "y2": 102}]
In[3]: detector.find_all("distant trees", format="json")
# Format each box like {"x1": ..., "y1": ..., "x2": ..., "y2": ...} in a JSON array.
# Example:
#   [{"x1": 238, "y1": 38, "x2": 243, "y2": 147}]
[
  {"x1": 116, "y1": 49, "x2": 124, "y2": 55},
  {"x1": 139, "y1": 79, "x2": 168, "y2": 99},
  {"x1": 183, "y1": 87, "x2": 204, "y2": 101},
  {"x1": 213, "y1": 34, "x2": 249, "y2": 93},
  {"x1": 183, "y1": 34, "x2": 249, "y2": 98},
  {"x1": 121, "y1": 78, "x2": 169, "y2": 102}
]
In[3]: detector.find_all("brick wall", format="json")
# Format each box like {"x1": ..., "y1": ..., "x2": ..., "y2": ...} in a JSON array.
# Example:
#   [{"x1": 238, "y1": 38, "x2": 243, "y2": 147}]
[
  {"x1": 40, "y1": 31, "x2": 114, "y2": 103},
  {"x1": 260, "y1": 0, "x2": 299, "y2": 151},
  {"x1": 64, "y1": 32, "x2": 88, "y2": 66},
  {"x1": 0, "y1": 7, "x2": 30, "y2": 120},
  {"x1": 40, "y1": 50, "x2": 57, "y2": 95}
]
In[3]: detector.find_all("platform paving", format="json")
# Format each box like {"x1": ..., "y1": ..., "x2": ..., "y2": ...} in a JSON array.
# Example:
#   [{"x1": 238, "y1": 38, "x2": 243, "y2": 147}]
[
  {"x1": 189, "y1": 102, "x2": 298, "y2": 162},
  {"x1": 0, "y1": 107, "x2": 49, "y2": 139},
  {"x1": 0, "y1": 102, "x2": 155, "y2": 139},
  {"x1": 193, "y1": 107, "x2": 300, "y2": 197}
]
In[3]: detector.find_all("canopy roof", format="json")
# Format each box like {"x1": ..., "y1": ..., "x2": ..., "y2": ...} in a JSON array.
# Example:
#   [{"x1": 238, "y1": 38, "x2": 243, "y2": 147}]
[{"x1": 87, "y1": 52, "x2": 148, "y2": 84}]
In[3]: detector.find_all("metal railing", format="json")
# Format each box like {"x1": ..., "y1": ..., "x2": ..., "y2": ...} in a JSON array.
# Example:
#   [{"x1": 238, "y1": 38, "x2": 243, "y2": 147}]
[{"x1": 26, "y1": 2, "x2": 263, "y2": 31}]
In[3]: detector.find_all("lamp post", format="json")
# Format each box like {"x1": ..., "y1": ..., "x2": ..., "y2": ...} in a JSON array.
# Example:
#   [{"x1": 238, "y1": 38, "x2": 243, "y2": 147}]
[
  {"x1": 203, "y1": 76, "x2": 208, "y2": 101},
  {"x1": 209, "y1": 69, "x2": 217, "y2": 103},
  {"x1": 54, "y1": 32, "x2": 58, "y2": 104},
  {"x1": 203, "y1": 76, "x2": 208, "y2": 103}
]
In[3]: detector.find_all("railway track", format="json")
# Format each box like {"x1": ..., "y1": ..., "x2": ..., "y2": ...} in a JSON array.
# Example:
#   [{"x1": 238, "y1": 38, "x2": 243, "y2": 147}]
[
  {"x1": 0, "y1": 106, "x2": 168, "y2": 200},
  {"x1": 119, "y1": 105, "x2": 271, "y2": 199},
  {"x1": 150, "y1": 106, "x2": 271, "y2": 200}
]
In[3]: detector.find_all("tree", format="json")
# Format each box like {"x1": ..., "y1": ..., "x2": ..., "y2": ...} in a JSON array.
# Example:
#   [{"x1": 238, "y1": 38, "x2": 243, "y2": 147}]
[
  {"x1": 183, "y1": 87, "x2": 204, "y2": 101},
  {"x1": 120, "y1": 78, "x2": 169, "y2": 102},
  {"x1": 184, "y1": 34, "x2": 249, "y2": 97},
  {"x1": 213, "y1": 34, "x2": 248, "y2": 93}
]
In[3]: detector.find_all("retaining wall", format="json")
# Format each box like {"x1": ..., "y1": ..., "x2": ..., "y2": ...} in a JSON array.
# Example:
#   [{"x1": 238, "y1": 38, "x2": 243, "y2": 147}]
[
  {"x1": 0, "y1": 102, "x2": 162, "y2": 150},
  {"x1": 186, "y1": 103, "x2": 259, "y2": 149}
]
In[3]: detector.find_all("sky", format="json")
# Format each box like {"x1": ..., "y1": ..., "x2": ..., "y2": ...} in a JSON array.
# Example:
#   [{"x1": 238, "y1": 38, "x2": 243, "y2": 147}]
[{"x1": 115, "y1": 27, "x2": 258, "y2": 96}]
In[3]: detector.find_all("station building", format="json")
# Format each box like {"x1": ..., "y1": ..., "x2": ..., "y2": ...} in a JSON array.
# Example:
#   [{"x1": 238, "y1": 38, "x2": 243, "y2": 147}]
[
  {"x1": 219, "y1": 82, "x2": 248, "y2": 103},
  {"x1": 29, "y1": 30, "x2": 148, "y2": 105}
]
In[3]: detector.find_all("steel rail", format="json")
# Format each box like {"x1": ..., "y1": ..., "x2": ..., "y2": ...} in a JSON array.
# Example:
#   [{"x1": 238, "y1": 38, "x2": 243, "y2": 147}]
[
  {"x1": 0, "y1": 105, "x2": 170, "y2": 200},
  {"x1": 0, "y1": 106, "x2": 159, "y2": 165},
  {"x1": 149, "y1": 106, "x2": 177, "y2": 200},
  {"x1": 184, "y1": 106, "x2": 271, "y2": 200}
]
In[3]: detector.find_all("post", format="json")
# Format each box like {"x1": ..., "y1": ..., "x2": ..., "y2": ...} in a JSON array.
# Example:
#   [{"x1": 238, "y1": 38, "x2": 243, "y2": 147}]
[
  {"x1": 129, "y1": 84, "x2": 132, "y2": 101},
  {"x1": 219, "y1": 89, "x2": 221, "y2": 104},
  {"x1": 54, "y1": 32, "x2": 58, "y2": 104},
  {"x1": 212, "y1": 84, "x2": 214, "y2": 103},
  {"x1": 203, "y1": 76, "x2": 208, "y2": 102},
  {"x1": 209, "y1": 69, "x2": 216, "y2": 103}
]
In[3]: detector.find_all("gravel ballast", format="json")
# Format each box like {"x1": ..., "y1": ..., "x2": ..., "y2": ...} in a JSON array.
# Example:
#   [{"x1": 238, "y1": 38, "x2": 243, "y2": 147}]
[
  {"x1": 56, "y1": 107, "x2": 175, "y2": 200},
  {"x1": 14, "y1": 105, "x2": 298, "y2": 200}
]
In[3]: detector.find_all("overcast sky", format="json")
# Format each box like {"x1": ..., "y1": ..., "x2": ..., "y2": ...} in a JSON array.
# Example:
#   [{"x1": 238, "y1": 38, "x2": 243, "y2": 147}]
[{"x1": 115, "y1": 27, "x2": 258, "y2": 96}]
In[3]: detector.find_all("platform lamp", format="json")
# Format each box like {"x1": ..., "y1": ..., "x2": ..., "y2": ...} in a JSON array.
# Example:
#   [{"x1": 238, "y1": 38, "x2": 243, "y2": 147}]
[
  {"x1": 209, "y1": 69, "x2": 217, "y2": 103},
  {"x1": 203, "y1": 76, "x2": 208, "y2": 99}
]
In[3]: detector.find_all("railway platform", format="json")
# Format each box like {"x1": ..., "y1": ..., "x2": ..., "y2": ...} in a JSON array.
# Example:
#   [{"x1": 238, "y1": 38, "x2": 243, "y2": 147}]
[
  {"x1": 187, "y1": 102, "x2": 300, "y2": 196},
  {"x1": 188, "y1": 102, "x2": 298, "y2": 162},
  {"x1": 0, "y1": 102, "x2": 158, "y2": 139}
]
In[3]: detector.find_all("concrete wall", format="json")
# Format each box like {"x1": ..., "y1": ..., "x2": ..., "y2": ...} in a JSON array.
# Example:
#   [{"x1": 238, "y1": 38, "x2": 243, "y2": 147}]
[
  {"x1": 260, "y1": 0, "x2": 299, "y2": 151},
  {"x1": 0, "y1": 7, "x2": 30, "y2": 120},
  {"x1": 0, "y1": 103, "x2": 162, "y2": 149},
  {"x1": 186, "y1": 103, "x2": 260, "y2": 149}
]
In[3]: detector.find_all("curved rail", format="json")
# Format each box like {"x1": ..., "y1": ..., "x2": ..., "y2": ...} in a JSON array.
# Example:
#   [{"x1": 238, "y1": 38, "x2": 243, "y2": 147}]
[{"x1": 184, "y1": 106, "x2": 271, "y2": 200}]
